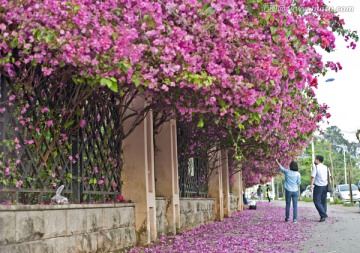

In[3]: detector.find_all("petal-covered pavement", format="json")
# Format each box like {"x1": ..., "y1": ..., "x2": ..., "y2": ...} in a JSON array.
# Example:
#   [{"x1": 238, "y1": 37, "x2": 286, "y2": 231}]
[{"x1": 128, "y1": 202, "x2": 317, "y2": 253}]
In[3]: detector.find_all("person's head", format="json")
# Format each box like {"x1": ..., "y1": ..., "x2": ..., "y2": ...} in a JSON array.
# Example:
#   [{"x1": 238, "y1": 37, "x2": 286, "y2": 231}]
[
  {"x1": 289, "y1": 161, "x2": 298, "y2": 171},
  {"x1": 258, "y1": 185, "x2": 261, "y2": 188},
  {"x1": 315, "y1": 155, "x2": 324, "y2": 165},
  {"x1": 266, "y1": 184, "x2": 269, "y2": 187}
]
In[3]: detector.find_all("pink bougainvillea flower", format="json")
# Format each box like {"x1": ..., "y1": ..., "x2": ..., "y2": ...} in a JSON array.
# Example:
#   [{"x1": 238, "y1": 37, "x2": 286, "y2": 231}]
[
  {"x1": 40, "y1": 107, "x2": 49, "y2": 114},
  {"x1": 79, "y1": 119, "x2": 86, "y2": 128},
  {"x1": 45, "y1": 120, "x2": 53, "y2": 127},
  {"x1": 15, "y1": 180, "x2": 23, "y2": 188}
]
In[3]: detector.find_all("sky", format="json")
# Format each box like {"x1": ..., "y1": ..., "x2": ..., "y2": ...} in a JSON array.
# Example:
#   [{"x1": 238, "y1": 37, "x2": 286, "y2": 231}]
[{"x1": 315, "y1": 0, "x2": 360, "y2": 142}]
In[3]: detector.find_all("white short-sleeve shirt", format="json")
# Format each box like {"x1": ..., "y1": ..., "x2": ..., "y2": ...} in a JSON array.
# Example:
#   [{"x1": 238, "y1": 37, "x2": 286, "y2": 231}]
[{"x1": 311, "y1": 163, "x2": 329, "y2": 186}]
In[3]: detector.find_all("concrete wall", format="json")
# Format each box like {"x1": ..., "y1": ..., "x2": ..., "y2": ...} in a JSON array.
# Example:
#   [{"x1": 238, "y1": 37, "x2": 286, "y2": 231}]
[
  {"x1": 156, "y1": 197, "x2": 169, "y2": 237},
  {"x1": 179, "y1": 198, "x2": 215, "y2": 230},
  {"x1": 230, "y1": 194, "x2": 238, "y2": 215},
  {"x1": 0, "y1": 203, "x2": 136, "y2": 253}
]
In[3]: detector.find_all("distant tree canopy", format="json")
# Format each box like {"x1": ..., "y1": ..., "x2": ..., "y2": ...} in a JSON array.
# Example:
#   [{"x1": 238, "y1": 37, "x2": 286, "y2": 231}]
[{"x1": 296, "y1": 126, "x2": 360, "y2": 192}]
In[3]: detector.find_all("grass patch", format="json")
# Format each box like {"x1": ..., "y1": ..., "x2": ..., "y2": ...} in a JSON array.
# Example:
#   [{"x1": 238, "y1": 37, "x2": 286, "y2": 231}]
[
  {"x1": 329, "y1": 198, "x2": 344, "y2": 205},
  {"x1": 299, "y1": 197, "x2": 313, "y2": 202},
  {"x1": 343, "y1": 202, "x2": 355, "y2": 207}
]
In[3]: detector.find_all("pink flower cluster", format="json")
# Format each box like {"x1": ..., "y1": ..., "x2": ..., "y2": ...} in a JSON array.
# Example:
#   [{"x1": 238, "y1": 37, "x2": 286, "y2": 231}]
[{"x1": 0, "y1": 0, "x2": 357, "y2": 187}]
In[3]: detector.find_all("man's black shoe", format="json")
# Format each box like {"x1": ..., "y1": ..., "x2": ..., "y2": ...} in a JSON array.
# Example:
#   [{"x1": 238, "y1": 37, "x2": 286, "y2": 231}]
[{"x1": 319, "y1": 217, "x2": 326, "y2": 222}]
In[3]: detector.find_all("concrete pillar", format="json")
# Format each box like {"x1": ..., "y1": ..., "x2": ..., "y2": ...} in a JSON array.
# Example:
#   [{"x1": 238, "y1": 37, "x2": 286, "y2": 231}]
[
  {"x1": 233, "y1": 169, "x2": 244, "y2": 211},
  {"x1": 208, "y1": 150, "x2": 224, "y2": 221},
  {"x1": 154, "y1": 119, "x2": 180, "y2": 235},
  {"x1": 122, "y1": 99, "x2": 157, "y2": 245},
  {"x1": 221, "y1": 150, "x2": 230, "y2": 218}
]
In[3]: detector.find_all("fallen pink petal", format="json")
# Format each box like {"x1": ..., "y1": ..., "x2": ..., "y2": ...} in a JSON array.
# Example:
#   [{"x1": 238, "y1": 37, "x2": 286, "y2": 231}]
[{"x1": 129, "y1": 203, "x2": 315, "y2": 253}]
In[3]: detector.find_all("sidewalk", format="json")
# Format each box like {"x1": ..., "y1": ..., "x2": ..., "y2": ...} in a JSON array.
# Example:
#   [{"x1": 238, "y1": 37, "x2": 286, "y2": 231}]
[
  {"x1": 128, "y1": 201, "x2": 317, "y2": 253},
  {"x1": 295, "y1": 201, "x2": 360, "y2": 253}
]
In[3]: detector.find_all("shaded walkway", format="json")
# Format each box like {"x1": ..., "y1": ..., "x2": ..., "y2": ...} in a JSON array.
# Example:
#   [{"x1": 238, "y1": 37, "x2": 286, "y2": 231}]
[{"x1": 128, "y1": 202, "x2": 316, "y2": 253}]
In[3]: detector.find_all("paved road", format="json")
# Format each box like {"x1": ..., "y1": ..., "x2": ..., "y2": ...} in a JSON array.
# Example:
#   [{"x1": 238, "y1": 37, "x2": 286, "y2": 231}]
[
  {"x1": 273, "y1": 200, "x2": 360, "y2": 253},
  {"x1": 293, "y1": 201, "x2": 360, "y2": 253}
]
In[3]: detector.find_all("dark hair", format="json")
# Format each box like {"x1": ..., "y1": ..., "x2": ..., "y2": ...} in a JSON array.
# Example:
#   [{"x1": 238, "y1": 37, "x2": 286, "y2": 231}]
[
  {"x1": 289, "y1": 161, "x2": 298, "y2": 171},
  {"x1": 315, "y1": 155, "x2": 324, "y2": 163}
]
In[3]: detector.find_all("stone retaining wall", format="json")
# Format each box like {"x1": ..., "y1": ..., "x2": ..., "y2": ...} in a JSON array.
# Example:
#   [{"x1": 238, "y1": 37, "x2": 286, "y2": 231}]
[
  {"x1": 156, "y1": 197, "x2": 169, "y2": 237},
  {"x1": 0, "y1": 203, "x2": 136, "y2": 253},
  {"x1": 179, "y1": 198, "x2": 215, "y2": 230},
  {"x1": 230, "y1": 194, "x2": 238, "y2": 215}
]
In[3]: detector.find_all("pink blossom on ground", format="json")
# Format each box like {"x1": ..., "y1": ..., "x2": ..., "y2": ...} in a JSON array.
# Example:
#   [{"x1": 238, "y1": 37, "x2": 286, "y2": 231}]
[{"x1": 129, "y1": 203, "x2": 315, "y2": 253}]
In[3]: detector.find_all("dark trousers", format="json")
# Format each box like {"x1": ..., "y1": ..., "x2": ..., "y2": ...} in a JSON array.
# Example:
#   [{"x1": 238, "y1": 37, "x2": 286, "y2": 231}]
[
  {"x1": 313, "y1": 185, "x2": 328, "y2": 218},
  {"x1": 243, "y1": 193, "x2": 248, "y2": 205}
]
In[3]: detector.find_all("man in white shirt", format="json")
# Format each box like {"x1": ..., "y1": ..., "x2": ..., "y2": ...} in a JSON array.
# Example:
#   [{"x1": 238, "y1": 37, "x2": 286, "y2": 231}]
[{"x1": 310, "y1": 155, "x2": 330, "y2": 222}]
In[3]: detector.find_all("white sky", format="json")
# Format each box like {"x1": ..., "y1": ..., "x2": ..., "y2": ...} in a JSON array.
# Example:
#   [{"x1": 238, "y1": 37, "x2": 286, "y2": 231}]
[{"x1": 315, "y1": 0, "x2": 360, "y2": 142}]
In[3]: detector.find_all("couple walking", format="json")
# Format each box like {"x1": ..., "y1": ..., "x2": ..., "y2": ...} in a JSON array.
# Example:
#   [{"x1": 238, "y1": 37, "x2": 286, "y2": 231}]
[{"x1": 276, "y1": 155, "x2": 330, "y2": 223}]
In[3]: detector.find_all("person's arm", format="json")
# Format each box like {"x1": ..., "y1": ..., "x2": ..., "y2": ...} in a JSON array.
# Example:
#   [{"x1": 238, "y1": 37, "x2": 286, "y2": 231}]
[
  {"x1": 310, "y1": 177, "x2": 314, "y2": 192},
  {"x1": 276, "y1": 159, "x2": 287, "y2": 173},
  {"x1": 310, "y1": 165, "x2": 316, "y2": 192}
]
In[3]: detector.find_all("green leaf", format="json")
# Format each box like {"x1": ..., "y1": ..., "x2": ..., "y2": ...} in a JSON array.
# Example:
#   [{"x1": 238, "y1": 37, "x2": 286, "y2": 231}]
[
  {"x1": 285, "y1": 28, "x2": 292, "y2": 38},
  {"x1": 197, "y1": 118, "x2": 204, "y2": 128},
  {"x1": 100, "y1": 78, "x2": 112, "y2": 87},
  {"x1": 131, "y1": 73, "x2": 141, "y2": 87},
  {"x1": 238, "y1": 123, "x2": 245, "y2": 130},
  {"x1": 270, "y1": 26, "x2": 278, "y2": 35},
  {"x1": 112, "y1": 32, "x2": 118, "y2": 40},
  {"x1": 100, "y1": 77, "x2": 118, "y2": 92},
  {"x1": 272, "y1": 34, "x2": 280, "y2": 43},
  {"x1": 205, "y1": 6, "x2": 216, "y2": 15},
  {"x1": 64, "y1": 120, "x2": 74, "y2": 129},
  {"x1": 202, "y1": 3, "x2": 210, "y2": 11},
  {"x1": 66, "y1": 173, "x2": 73, "y2": 179}
]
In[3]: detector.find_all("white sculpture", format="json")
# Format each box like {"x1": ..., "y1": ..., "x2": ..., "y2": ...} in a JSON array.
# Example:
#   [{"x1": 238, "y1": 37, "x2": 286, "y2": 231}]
[{"x1": 51, "y1": 185, "x2": 69, "y2": 205}]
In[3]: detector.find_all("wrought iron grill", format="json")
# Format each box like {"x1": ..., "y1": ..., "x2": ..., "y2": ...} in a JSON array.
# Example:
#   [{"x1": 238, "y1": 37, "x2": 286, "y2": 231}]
[
  {"x1": 0, "y1": 74, "x2": 122, "y2": 204},
  {"x1": 177, "y1": 122, "x2": 209, "y2": 197}
]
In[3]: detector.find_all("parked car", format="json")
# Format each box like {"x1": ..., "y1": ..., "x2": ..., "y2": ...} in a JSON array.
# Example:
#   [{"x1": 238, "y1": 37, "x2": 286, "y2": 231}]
[
  {"x1": 333, "y1": 184, "x2": 360, "y2": 202},
  {"x1": 301, "y1": 185, "x2": 331, "y2": 200}
]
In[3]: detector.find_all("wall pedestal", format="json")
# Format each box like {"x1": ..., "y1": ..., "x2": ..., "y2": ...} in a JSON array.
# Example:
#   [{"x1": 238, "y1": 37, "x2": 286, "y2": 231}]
[
  {"x1": 154, "y1": 119, "x2": 180, "y2": 235},
  {"x1": 122, "y1": 100, "x2": 157, "y2": 245},
  {"x1": 221, "y1": 150, "x2": 230, "y2": 217},
  {"x1": 208, "y1": 151, "x2": 224, "y2": 221},
  {"x1": 233, "y1": 170, "x2": 244, "y2": 211}
]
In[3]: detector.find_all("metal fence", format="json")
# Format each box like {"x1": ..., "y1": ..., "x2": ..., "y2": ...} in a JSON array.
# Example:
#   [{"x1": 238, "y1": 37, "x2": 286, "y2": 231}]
[
  {"x1": 177, "y1": 122, "x2": 209, "y2": 197},
  {"x1": 0, "y1": 75, "x2": 122, "y2": 204}
]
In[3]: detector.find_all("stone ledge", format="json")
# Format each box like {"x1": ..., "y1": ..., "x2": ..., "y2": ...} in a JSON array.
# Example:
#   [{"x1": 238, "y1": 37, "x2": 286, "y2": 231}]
[
  {"x1": 0, "y1": 203, "x2": 135, "y2": 211},
  {"x1": 179, "y1": 198, "x2": 215, "y2": 201}
]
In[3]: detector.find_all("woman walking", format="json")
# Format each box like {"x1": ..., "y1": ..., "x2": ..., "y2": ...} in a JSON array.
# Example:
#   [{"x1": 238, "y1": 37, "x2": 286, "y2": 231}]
[{"x1": 276, "y1": 159, "x2": 301, "y2": 223}]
